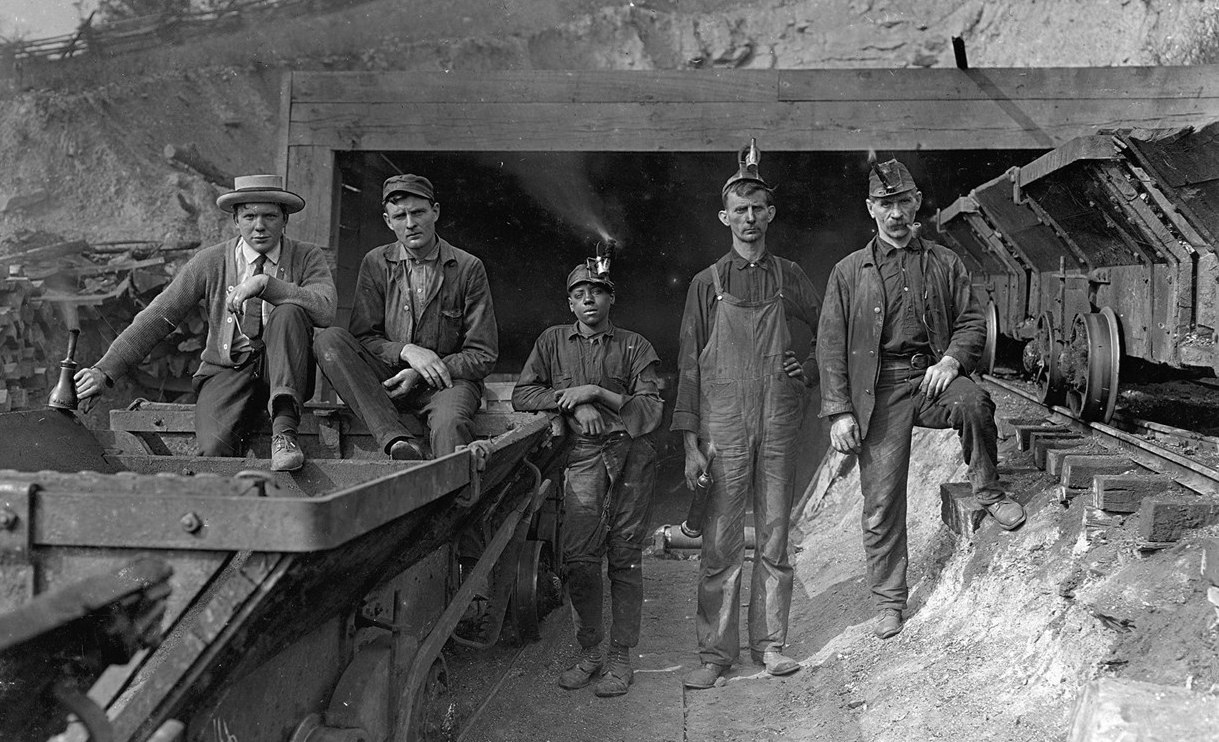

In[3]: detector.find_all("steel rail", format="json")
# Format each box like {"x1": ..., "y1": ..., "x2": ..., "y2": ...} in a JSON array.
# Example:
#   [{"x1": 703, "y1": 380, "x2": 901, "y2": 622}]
[{"x1": 983, "y1": 374, "x2": 1219, "y2": 496}]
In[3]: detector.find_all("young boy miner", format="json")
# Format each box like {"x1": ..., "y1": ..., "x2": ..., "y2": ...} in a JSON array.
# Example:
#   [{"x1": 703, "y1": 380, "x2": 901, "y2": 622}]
[{"x1": 512, "y1": 262, "x2": 663, "y2": 698}]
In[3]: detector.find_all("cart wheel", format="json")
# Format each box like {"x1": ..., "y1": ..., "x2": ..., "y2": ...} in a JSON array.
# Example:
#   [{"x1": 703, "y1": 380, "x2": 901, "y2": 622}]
[
  {"x1": 1063, "y1": 308, "x2": 1122, "y2": 423},
  {"x1": 406, "y1": 657, "x2": 456, "y2": 742},
  {"x1": 1026, "y1": 311, "x2": 1066, "y2": 406},
  {"x1": 979, "y1": 300, "x2": 999, "y2": 376},
  {"x1": 508, "y1": 540, "x2": 562, "y2": 644}
]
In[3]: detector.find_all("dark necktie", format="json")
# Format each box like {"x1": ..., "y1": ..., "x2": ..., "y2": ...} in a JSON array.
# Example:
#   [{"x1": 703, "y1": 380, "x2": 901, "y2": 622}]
[{"x1": 241, "y1": 254, "x2": 267, "y2": 348}]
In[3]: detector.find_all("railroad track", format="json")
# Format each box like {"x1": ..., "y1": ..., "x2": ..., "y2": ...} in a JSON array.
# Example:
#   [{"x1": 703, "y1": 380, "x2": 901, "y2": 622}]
[{"x1": 983, "y1": 374, "x2": 1219, "y2": 497}]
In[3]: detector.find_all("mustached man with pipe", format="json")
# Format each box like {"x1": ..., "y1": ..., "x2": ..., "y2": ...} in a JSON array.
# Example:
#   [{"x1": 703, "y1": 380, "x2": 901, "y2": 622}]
[
  {"x1": 673, "y1": 142, "x2": 821, "y2": 689},
  {"x1": 817, "y1": 155, "x2": 1026, "y2": 643},
  {"x1": 512, "y1": 257, "x2": 663, "y2": 697}
]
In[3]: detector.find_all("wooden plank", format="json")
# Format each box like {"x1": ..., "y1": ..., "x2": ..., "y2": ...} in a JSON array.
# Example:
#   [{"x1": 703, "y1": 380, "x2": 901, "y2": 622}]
[
  {"x1": 292, "y1": 70, "x2": 779, "y2": 104},
  {"x1": 1016, "y1": 135, "x2": 1121, "y2": 187},
  {"x1": 288, "y1": 99, "x2": 1219, "y2": 152},
  {"x1": 778, "y1": 66, "x2": 1219, "y2": 102},
  {"x1": 284, "y1": 145, "x2": 339, "y2": 255}
]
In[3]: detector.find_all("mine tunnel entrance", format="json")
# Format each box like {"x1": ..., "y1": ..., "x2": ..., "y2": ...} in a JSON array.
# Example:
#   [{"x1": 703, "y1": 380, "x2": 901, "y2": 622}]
[{"x1": 331, "y1": 149, "x2": 1039, "y2": 374}]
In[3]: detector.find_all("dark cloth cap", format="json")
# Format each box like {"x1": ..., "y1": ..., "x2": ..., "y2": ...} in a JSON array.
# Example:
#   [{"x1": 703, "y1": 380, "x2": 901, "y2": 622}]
[
  {"x1": 567, "y1": 263, "x2": 614, "y2": 292},
  {"x1": 383, "y1": 174, "x2": 435, "y2": 203},
  {"x1": 868, "y1": 159, "x2": 917, "y2": 198}
]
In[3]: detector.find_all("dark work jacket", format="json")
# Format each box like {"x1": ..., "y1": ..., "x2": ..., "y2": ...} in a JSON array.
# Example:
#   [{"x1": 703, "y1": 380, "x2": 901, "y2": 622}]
[
  {"x1": 348, "y1": 237, "x2": 498, "y2": 382},
  {"x1": 817, "y1": 235, "x2": 984, "y2": 439}
]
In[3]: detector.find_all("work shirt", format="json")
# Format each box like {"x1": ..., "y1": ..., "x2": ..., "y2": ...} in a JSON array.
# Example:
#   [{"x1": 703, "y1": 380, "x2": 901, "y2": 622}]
[
  {"x1": 399, "y1": 240, "x2": 441, "y2": 321},
  {"x1": 231, "y1": 238, "x2": 281, "y2": 355},
  {"x1": 671, "y1": 250, "x2": 821, "y2": 434},
  {"x1": 874, "y1": 237, "x2": 932, "y2": 357},
  {"x1": 512, "y1": 321, "x2": 663, "y2": 440},
  {"x1": 348, "y1": 236, "x2": 498, "y2": 382}
]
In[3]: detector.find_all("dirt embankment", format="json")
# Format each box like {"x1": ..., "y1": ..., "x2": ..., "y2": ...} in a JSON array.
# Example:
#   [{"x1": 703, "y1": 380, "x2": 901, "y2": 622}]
[{"x1": 3, "y1": 0, "x2": 1219, "y2": 254}]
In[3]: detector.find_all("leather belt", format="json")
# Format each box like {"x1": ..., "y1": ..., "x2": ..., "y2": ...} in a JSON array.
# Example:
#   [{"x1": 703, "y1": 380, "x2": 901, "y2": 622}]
[{"x1": 879, "y1": 352, "x2": 933, "y2": 371}]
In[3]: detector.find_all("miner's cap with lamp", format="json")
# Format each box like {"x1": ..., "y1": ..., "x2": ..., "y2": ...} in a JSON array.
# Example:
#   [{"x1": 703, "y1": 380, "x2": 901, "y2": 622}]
[
  {"x1": 867, "y1": 154, "x2": 918, "y2": 198},
  {"x1": 722, "y1": 138, "x2": 771, "y2": 196},
  {"x1": 382, "y1": 174, "x2": 435, "y2": 203},
  {"x1": 216, "y1": 174, "x2": 306, "y2": 214},
  {"x1": 567, "y1": 263, "x2": 615, "y2": 293}
]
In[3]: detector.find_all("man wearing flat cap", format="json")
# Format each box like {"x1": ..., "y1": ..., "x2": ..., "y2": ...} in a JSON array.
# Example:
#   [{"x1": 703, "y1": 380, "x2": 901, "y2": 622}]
[
  {"x1": 314, "y1": 174, "x2": 498, "y2": 461},
  {"x1": 817, "y1": 156, "x2": 1026, "y2": 641},
  {"x1": 75, "y1": 174, "x2": 336, "y2": 471},
  {"x1": 676, "y1": 142, "x2": 821, "y2": 690},
  {"x1": 512, "y1": 262, "x2": 662, "y2": 697}
]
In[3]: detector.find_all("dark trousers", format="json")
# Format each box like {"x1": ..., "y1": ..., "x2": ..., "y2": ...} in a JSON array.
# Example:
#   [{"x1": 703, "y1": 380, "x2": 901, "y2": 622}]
[
  {"x1": 859, "y1": 367, "x2": 1000, "y2": 612},
  {"x1": 192, "y1": 304, "x2": 314, "y2": 457},
  {"x1": 562, "y1": 432, "x2": 656, "y2": 650},
  {"x1": 313, "y1": 326, "x2": 482, "y2": 456}
]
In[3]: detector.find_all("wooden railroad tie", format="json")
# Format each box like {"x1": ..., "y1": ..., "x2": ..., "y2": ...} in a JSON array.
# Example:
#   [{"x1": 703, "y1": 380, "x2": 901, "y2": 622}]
[
  {"x1": 1092, "y1": 474, "x2": 1185, "y2": 514},
  {"x1": 1028, "y1": 433, "x2": 1086, "y2": 470},
  {"x1": 1137, "y1": 493, "x2": 1219, "y2": 544},
  {"x1": 940, "y1": 483, "x2": 986, "y2": 538},
  {"x1": 1008, "y1": 420, "x2": 1069, "y2": 453}
]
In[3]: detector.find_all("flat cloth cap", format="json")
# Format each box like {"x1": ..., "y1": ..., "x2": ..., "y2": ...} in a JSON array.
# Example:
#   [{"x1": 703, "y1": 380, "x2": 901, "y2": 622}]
[
  {"x1": 868, "y1": 159, "x2": 917, "y2": 198},
  {"x1": 567, "y1": 263, "x2": 614, "y2": 292},
  {"x1": 383, "y1": 174, "x2": 435, "y2": 203}
]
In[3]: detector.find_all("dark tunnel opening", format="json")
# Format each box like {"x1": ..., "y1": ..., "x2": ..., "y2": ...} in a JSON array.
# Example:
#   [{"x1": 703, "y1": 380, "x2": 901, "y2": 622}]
[{"x1": 333, "y1": 150, "x2": 1042, "y2": 374}]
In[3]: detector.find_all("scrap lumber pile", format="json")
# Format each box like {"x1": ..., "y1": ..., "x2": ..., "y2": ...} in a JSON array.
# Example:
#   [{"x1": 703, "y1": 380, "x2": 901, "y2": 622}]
[
  {"x1": 0, "y1": 267, "x2": 53, "y2": 412},
  {"x1": 0, "y1": 234, "x2": 204, "y2": 410}
]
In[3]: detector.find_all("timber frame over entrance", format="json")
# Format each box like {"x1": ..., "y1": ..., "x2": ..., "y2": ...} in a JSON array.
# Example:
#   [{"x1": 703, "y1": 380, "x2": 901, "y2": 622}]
[{"x1": 278, "y1": 66, "x2": 1219, "y2": 256}]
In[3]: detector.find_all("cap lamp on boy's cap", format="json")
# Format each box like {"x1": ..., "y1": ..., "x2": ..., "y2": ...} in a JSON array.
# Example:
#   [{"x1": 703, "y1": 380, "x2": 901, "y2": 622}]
[
  {"x1": 382, "y1": 174, "x2": 435, "y2": 203},
  {"x1": 216, "y1": 174, "x2": 305, "y2": 214},
  {"x1": 721, "y1": 139, "x2": 771, "y2": 196},
  {"x1": 566, "y1": 263, "x2": 615, "y2": 292},
  {"x1": 867, "y1": 158, "x2": 917, "y2": 198}
]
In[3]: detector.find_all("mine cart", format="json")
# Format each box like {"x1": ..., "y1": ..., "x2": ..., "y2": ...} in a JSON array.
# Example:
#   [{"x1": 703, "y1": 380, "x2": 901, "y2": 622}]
[
  {"x1": 0, "y1": 387, "x2": 567, "y2": 742},
  {"x1": 936, "y1": 122, "x2": 1219, "y2": 423}
]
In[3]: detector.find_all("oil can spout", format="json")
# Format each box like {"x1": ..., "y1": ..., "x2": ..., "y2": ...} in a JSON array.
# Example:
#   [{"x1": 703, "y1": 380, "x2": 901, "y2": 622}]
[{"x1": 47, "y1": 329, "x2": 80, "y2": 411}]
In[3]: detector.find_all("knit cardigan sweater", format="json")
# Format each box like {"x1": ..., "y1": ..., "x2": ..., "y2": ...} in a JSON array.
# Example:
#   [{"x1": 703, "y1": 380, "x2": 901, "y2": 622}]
[{"x1": 94, "y1": 236, "x2": 336, "y2": 383}]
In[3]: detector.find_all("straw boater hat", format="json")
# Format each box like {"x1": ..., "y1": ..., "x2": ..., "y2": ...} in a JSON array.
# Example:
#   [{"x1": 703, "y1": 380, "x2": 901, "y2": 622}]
[{"x1": 216, "y1": 174, "x2": 306, "y2": 214}]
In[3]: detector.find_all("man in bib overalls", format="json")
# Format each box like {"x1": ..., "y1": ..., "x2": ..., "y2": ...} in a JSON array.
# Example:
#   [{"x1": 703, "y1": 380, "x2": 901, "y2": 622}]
[{"x1": 673, "y1": 143, "x2": 821, "y2": 689}]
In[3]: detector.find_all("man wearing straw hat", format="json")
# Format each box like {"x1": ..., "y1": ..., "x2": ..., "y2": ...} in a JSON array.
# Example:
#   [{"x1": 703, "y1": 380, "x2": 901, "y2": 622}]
[
  {"x1": 75, "y1": 174, "x2": 336, "y2": 472},
  {"x1": 674, "y1": 142, "x2": 821, "y2": 689}
]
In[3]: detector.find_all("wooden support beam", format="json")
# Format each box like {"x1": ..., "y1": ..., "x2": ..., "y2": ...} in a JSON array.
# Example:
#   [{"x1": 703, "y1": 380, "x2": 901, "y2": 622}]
[
  {"x1": 288, "y1": 97, "x2": 1219, "y2": 153},
  {"x1": 1092, "y1": 474, "x2": 1184, "y2": 514},
  {"x1": 1138, "y1": 494, "x2": 1219, "y2": 543},
  {"x1": 1060, "y1": 455, "x2": 1142, "y2": 489},
  {"x1": 940, "y1": 483, "x2": 986, "y2": 538}
]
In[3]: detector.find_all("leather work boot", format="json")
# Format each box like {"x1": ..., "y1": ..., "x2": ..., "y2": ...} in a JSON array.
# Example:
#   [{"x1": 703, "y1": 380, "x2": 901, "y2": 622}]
[
  {"x1": 389, "y1": 438, "x2": 428, "y2": 461},
  {"x1": 594, "y1": 643, "x2": 634, "y2": 697},
  {"x1": 874, "y1": 608, "x2": 903, "y2": 640},
  {"x1": 682, "y1": 663, "x2": 726, "y2": 690},
  {"x1": 270, "y1": 433, "x2": 305, "y2": 472},
  {"x1": 750, "y1": 649, "x2": 801, "y2": 676},
  {"x1": 985, "y1": 496, "x2": 1026, "y2": 531},
  {"x1": 558, "y1": 645, "x2": 604, "y2": 690}
]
